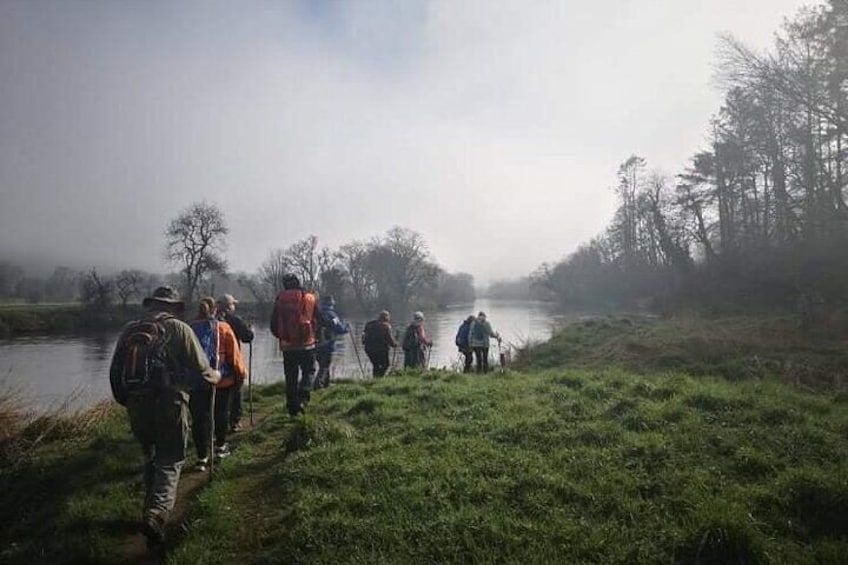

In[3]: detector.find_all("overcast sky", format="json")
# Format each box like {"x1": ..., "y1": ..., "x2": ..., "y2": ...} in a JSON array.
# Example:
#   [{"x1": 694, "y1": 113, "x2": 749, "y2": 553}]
[{"x1": 0, "y1": 0, "x2": 811, "y2": 283}]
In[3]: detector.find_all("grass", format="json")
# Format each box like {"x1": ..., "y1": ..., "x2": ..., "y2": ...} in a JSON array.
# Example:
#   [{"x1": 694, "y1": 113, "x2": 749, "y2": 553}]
[
  {"x1": 520, "y1": 315, "x2": 848, "y2": 390},
  {"x1": 3, "y1": 374, "x2": 841, "y2": 564},
  {"x1": 2, "y1": 317, "x2": 848, "y2": 563}
]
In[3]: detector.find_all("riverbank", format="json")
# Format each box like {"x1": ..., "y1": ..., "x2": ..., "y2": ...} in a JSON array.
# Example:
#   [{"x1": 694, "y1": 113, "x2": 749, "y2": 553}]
[
  {"x1": 0, "y1": 304, "x2": 143, "y2": 338},
  {"x1": 1, "y1": 317, "x2": 846, "y2": 563}
]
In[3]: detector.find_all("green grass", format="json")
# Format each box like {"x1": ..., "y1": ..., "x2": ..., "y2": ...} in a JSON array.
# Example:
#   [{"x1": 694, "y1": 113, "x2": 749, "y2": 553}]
[{"x1": 2, "y1": 320, "x2": 848, "y2": 563}]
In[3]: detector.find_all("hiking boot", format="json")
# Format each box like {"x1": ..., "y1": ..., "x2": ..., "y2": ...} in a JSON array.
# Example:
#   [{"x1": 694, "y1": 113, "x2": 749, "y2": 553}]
[
  {"x1": 194, "y1": 457, "x2": 209, "y2": 472},
  {"x1": 141, "y1": 511, "x2": 165, "y2": 547},
  {"x1": 214, "y1": 444, "x2": 231, "y2": 460}
]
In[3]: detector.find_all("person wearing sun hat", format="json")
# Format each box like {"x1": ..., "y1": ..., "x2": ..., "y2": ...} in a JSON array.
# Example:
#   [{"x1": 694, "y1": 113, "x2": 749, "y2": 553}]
[{"x1": 110, "y1": 285, "x2": 220, "y2": 547}]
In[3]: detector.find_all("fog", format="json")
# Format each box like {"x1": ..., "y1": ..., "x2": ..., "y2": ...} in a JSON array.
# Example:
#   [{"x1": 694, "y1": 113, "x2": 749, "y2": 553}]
[{"x1": 0, "y1": 0, "x2": 807, "y2": 283}]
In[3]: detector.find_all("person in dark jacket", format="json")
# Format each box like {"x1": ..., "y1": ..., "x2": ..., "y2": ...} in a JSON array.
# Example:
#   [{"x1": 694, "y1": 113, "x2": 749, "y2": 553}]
[
  {"x1": 403, "y1": 311, "x2": 433, "y2": 369},
  {"x1": 362, "y1": 310, "x2": 397, "y2": 377},
  {"x1": 216, "y1": 293, "x2": 254, "y2": 431},
  {"x1": 314, "y1": 294, "x2": 349, "y2": 389},
  {"x1": 455, "y1": 316, "x2": 475, "y2": 373}
]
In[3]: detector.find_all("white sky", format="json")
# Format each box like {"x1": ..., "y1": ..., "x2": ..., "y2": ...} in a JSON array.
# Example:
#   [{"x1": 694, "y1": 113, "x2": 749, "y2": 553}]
[{"x1": 0, "y1": 0, "x2": 811, "y2": 283}]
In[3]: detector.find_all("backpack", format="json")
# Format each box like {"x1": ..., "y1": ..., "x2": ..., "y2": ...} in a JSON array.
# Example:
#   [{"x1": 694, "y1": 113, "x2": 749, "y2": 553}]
[
  {"x1": 455, "y1": 320, "x2": 471, "y2": 347},
  {"x1": 402, "y1": 324, "x2": 420, "y2": 351},
  {"x1": 191, "y1": 318, "x2": 220, "y2": 370},
  {"x1": 275, "y1": 290, "x2": 312, "y2": 345},
  {"x1": 472, "y1": 321, "x2": 487, "y2": 341},
  {"x1": 363, "y1": 320, "x2": 383, "y2": 351},
  {"x1": 110, "y1": 318, "x2": 171, "y2": 405}
]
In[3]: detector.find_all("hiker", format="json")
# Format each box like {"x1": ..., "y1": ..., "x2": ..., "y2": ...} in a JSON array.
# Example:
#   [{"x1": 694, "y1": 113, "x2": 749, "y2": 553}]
[
  {"x1": 314, "y1": 294, "x2": 349, "y2": 389},
  {"x1": 455, "y1": 315, "x2": 475, "y2": 373},
  {"x1": 216, "y1": 293, "x2": 254, "y2": 432},
  {"x1": 469, "y1": 311, "x2": 500, "y2": 374},
  {"x1": 109, "y1": 286, "x2": 221, "y2": 547},
  {"x1": 189, "y1": 297, "x2": 247, "y2": 472},
  {"x1": 362, "y1": 310, "x2": 397, "y2": 377},
  {"x1": 270, "y1": 274, "x2": 327, "y2": 417},
  {"x1": 403, "y1": 311, "x2": 433, "y2": 369}
]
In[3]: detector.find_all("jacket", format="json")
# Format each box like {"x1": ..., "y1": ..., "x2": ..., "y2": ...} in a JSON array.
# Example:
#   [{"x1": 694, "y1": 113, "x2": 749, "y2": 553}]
[{"x1": 270, "y1": 288, "x2": 324, "y2": 351}]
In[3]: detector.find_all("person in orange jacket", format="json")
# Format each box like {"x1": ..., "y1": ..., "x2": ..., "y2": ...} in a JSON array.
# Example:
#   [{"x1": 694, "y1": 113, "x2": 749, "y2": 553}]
[
  {"x1": 270, "y1": 274, "x2": 329, "y2": 417},
  {"x1": 189, "y1": 297, "x2": 247, "y2": 471}
]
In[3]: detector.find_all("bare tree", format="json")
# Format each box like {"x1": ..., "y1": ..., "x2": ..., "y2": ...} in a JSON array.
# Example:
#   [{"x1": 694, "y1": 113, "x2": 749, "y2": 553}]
[
  {"x1": 115, "y1": 269, "x2": 144, "y2": 308},
  {"x1": 80, "y1": 268, "x2": 114, "y2": 308},
  {"x1": 259, "y1": 248, "x2": 290, "y2": 296},
  {"x1": 165, "y1": 202, "x2": 228, "y2": 302}
]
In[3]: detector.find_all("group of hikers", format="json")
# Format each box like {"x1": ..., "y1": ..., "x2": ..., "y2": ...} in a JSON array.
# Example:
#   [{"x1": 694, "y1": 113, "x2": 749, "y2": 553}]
[{"x1": 108, "y1": 278, "x2": 503, "y2": 548}]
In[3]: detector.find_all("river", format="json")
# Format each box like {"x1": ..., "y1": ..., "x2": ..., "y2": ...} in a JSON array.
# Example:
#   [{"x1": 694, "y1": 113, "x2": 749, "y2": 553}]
[{"x1": 1, "y1": 299, "x2": 565, "y2": 412}]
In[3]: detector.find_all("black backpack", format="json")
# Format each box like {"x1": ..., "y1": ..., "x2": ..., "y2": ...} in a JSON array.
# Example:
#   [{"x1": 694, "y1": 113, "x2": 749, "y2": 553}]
[
  {"x1": 363, "y1": 320, "x2": 383, "y2": 351},
  {"x1": 402, "y1": 324, "x2": 420, "y2": 351},
  {"x1": 110, "y1": 318, "x2": 171, "y2": 405}
]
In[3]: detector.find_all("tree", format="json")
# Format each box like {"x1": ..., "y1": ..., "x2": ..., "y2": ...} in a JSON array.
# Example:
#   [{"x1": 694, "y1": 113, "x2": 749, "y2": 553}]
[
  {"x1": 80, "y1": 268, "x2": 114, "y2": 308},
  {"x1": 259, "y1": 248, "x2": 290, "y2": 296},
  {"x1": 115, "y1": 269, "x2": 145, "y2": 308},
  {"x1": 165, "y1": 202, "x2": 228, "y2": 302},
  {"x1": 366, "y1": 227, "x2": 439, "y2": 309}
]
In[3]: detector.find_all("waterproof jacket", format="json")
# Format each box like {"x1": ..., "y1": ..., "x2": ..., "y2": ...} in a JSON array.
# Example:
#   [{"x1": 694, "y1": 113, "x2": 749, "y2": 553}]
[
  {"x1": 362, "y1": 320, "x2": 397, "y2": 353},
  {"x1": 317, "y1": 304, "x2": 348, "y2": 353},
  {"x1": 270, "y1": 288, "x2": 325, "y2": 351},
  {"x1": 403, "y1": 321, "x2": 432, "y2": 351},
  {"x1": 217, "y1": 311, "x2": 254, "y2": 343},
  {"x1": 190, "y1": 318, "x2": 247, "y2": 389},
  {"x1": 469, "y1": 318, "x2": 498, "y2": 349}
]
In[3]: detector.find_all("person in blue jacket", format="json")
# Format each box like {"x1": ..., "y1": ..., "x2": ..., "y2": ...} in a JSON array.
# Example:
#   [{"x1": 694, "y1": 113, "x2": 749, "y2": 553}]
[{"x1": 315, "y1": 294, "x2": 349, "y2": 389}]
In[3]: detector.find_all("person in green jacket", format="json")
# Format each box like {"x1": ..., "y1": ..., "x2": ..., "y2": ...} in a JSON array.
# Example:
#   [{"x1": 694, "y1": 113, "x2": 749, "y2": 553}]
[
  {"x1": 468, "y1": 311, "x2": 500, "y2": 374},
  {"x1": 109, "y1": 286, "x2": 220, "y2": 548}
]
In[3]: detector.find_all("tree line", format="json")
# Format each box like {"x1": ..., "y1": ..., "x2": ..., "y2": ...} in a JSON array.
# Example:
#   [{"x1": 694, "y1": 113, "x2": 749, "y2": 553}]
[
  {"x1": 534, "y1": 0, "x2": 848, "y2": 323},
  {"x1": 0, "y1": 202, "x2": 474, "y2": 314}
]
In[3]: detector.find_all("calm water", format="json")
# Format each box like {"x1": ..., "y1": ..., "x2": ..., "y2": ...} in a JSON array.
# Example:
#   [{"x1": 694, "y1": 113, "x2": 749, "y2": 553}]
[{"x1": 1, "y1": 299, "x2": 565, "y2": 412}]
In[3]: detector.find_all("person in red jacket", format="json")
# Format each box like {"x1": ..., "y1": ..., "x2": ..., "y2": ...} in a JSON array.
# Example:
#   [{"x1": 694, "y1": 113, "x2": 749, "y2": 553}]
[{"x1": 270, "y1": 274, "x2": 327, "y2": 417}]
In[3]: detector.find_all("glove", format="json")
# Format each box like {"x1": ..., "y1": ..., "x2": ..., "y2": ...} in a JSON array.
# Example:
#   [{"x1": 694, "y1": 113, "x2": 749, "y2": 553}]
[{"x1": 202, "y1": 368, "x2": 222, "y2": 385}]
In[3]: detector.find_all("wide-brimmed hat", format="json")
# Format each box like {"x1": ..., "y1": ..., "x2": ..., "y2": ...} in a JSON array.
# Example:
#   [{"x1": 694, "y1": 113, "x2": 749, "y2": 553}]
[
  {"x1": 142, "y1": 286, "x2": 184, "y2": 309},
  {"x1": 413, "y1": 311, "x2": 425, "y2": 321}
]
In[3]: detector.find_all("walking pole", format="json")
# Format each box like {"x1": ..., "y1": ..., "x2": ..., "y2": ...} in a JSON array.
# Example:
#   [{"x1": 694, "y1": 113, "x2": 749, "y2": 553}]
[
  {"x1": 248, "y1": 341, "x2": 254, "y2": 426},
  {"x1": 424, "y1": 344, "x2": 432, "y2": 369},
  {"x1": 348, "y1": 329, "x2": 367, "y2": 378},
  {"x1": 209, "y1": 320, "x2": 220, "y2": 482}
]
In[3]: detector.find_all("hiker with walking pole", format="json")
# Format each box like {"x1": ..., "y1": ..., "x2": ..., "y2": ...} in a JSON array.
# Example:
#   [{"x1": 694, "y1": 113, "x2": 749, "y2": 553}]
[
  {"x1": 248, "y1": 341, "x2": 254, "y2": 425},
  {"x1": 363, "y1": 310, "x2": 397, "y2": 377},
  {"x1": 315, "y1": 294, "x2": 350, "y2": 387},
  {"x1": 216, "y1": 294, "x2": 254, "y2": 432},
  {"x1": 189, "y1": 297, "x2": 248, "y2": 474},
  {"x1": 402, "y1": 311, "x2": 432, "y2": 369},
  {"x1": 108, "y1": 286, "x2": 220, "y2": 548},
  {"x1": 468, "y1": 311, "x2": 500, "y2": 374}
]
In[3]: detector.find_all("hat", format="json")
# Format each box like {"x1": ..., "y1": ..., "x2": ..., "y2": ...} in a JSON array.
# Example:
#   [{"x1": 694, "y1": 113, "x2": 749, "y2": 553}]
[
  {"x1": 413, "y1": 311, "x2": 425, "y2": 321},
  {"x1": 217, "y1": 293, "x2": 238, "y2": 306},
  {"x1": 142, "y1": 286, "x2": 184, "y2": 309},
  {"x1": 282, "y1": 274, "x2": 300, "y2": 289}
]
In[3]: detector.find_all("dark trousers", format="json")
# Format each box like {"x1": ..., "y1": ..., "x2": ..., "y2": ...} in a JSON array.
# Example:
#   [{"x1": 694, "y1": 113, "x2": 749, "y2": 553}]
[
  {"x1": 459, "y1": 347, "x2": 473, "y2": 373},
  {"x1": 283, "y1": 349, "x2": 316, "y2": 415},
  {"x1": 472, "y1": 347, "x2": 489, "y2": 373},
  {"x1": 366, "y1": 349, "x2": 390, "y2": 377},
  {"x1": 404, "y1": 348, "x2": 424, "y2": 369},
  {"x1": 229, "y1": 384, "x2": 242, "y2": 426},
  {"x1": 189, "y1": 386, "x2": 232, "y2": 458},
  {"x1": 315, "y1": 345, "x2": 332, "y2": 388}
]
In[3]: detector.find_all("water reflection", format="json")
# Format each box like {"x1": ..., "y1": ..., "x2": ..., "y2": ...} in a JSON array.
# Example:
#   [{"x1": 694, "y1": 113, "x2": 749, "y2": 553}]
[{"x1": 1, "y1": 299, "x2": 565, "y2": 411}]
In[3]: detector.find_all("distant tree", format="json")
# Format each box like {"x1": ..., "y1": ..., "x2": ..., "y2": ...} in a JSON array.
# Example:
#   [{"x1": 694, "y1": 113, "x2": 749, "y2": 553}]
[
  {"x1": 366, "y1": 227, "x2": 439, "y2": 309},
  {"x1": 0, "y1": 261, "x2": 24, "y2": 298},
  {"x1": 259, "y1": 248, "x2": 290, "y2": 296},
  {"x1": 165, "y1": 202, "x2": 228, "y2": 302},
  {"x1": 44, "y1": 266, "x2": 81, "y2": 303},
  {"x1": 80, "y1": 268, "x2": 114, "y2": 308},
  {"x1": 115, "y1": 269, "x2": 145, "y2": 308},
  {"x1": 284, "y1": 235, "x2": 321, "y2": 290},
  {"x1": 337, "y1": 241, "x2": 377, "y2": 311}
]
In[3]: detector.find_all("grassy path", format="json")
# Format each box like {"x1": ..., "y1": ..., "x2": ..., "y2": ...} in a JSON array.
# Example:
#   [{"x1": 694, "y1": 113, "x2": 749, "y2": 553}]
[{"x1": 2, "y1": 363, "x2": 847, "y2": 563}]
